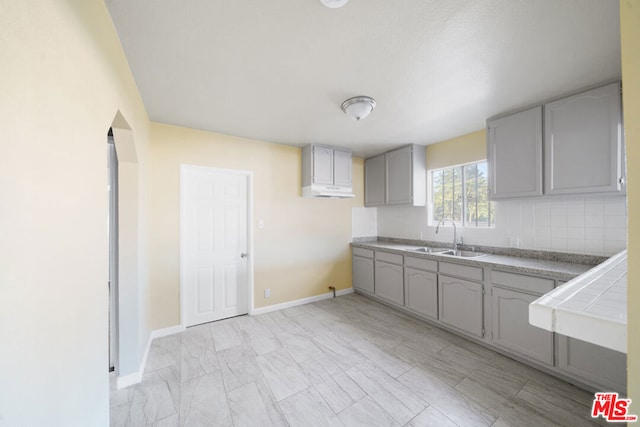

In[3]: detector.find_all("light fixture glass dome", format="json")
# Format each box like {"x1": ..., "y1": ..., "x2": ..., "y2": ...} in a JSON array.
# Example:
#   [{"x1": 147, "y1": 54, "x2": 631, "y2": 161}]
[
  {"x1": 320, "y1": 0, "x2": 349, "y2": 8},
  {"x1": 341, "y1": 96, "x2": 376, "y2": 121}
]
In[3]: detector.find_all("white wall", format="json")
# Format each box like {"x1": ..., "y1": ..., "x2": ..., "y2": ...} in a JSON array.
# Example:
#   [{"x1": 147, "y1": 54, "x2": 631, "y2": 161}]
[
  {"x1": 377, "y1": 194, "x2": 627, "y2": 256},
  {"x1": 0, "y1": 2, "x2": 151, "y2": 425}
]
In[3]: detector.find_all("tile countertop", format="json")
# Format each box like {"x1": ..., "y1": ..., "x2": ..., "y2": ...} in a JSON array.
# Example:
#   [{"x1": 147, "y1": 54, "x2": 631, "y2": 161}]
[
  {"x1": 351, "y1": 241, "x2": 596, "y2": 281},
  {"x1": 529, "y1": 250, "x2": 627, "y2": 354}
]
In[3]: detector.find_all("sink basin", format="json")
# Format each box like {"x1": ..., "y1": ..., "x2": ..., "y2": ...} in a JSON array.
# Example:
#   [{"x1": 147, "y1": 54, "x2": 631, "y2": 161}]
[
  {"x1": 439, "y1": 250, "x2": 487, "y2": 258},
  {"x1": 412, "y1": 247, "x2": 448, "y2": 253}
]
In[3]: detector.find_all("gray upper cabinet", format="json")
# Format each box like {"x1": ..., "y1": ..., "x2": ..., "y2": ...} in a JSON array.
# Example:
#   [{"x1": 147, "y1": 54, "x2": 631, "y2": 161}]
[
  {"x1": 302, "y1": 144, "x2": 353, "y2": 197},
  {"x1": 487, "y1": 106, "x2": 543, "y2": 199},
  {"x1": 385, "y1": 146, "x2": 413, "y2": 204},
  {"x1": 311, "y1": 145, "x2": 334, "y2": 185},
  {"x1": 333, "y1": 149, "x2": 353, "y2": 187},
  {"x1": 365, "y1": 144, "x2": 426, "y2": 206},
  {"x1": 545, "y1": 82, "x2": 624, "y2": 195},
  {"x1": 364, "y1": 155, "x2": 386, "y2": 206}
]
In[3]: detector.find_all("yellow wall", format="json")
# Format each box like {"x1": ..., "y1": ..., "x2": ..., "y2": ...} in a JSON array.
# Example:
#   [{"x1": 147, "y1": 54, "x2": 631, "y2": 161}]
[
  {"x1": 426, "y1": 129, "x2": 487, "y2": 170},
  {"x1": 148, "y1": 123, "x2": 363, "y2": 329},
  {"x1": 0, "y1": 1, "x2": 151, "y2": 425},
  {"x1": 621, "y1": 0, "x2": 640, "y2": 409}
]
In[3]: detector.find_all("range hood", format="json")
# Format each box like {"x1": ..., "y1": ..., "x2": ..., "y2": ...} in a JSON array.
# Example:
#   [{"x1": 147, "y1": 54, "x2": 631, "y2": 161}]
[
  {"x1": 302, "y1": 184, "x2": 355, "y2": 198},
  {"x1": 301, "y1": 144, "x2": 354, "y2": 199}
]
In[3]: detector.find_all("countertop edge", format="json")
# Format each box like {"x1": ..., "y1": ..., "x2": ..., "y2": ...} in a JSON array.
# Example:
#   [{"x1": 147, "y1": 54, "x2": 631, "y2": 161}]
[{"x1": 351, "y1": 242, "x2": 592, "y2": 281}]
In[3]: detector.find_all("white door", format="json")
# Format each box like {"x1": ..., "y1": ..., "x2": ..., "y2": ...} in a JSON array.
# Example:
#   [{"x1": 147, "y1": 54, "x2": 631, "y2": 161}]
[{"x1": 181, "y1": 165, "x2": 250, "y2": 327}]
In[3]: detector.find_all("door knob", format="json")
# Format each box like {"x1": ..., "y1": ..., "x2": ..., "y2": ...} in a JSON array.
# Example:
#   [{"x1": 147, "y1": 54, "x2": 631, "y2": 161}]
[{"x1": 240, "y1": 252, "x2": 248, "y2": 258}]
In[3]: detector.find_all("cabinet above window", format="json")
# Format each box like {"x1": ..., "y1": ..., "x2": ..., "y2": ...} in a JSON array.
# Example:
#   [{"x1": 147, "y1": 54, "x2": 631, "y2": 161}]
[{"x1": 487, "y1": 82, "x2": 625, "y2": 200}]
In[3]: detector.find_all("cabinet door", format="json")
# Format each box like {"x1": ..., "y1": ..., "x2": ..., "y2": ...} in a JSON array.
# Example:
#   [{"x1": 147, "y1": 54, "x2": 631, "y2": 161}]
[
  {"x1": 491, "y1": 287, "x2": 553, "y2": 365},
  {"x1": 385, "y1": 146, "x2": 412, "y2": 204},
  {"x1": 365, "y1": 155, "x2": 386, "y2": 206},
  {"x1": 404, "y1": 267, "x2": 437, "y2": 320},
  {"x1": 488, "y1": 106, "x2": 542, "y2": 199},
  {"x1": 438, "y1": 275, "x2": 483, "y2": 337},
  {"x1": 333, "y1": 149, "x2": 352, "y2": 187},
  {"x1": 545, "y1": 82, "x2": 623, "y2": 195},
  {"x1": 374, "y1": 261, "x2": 404, "y2": 306},
  {"x1": 557, "y1": 335, "x2": 627, "y2": 393},
  {"x1": 352, "y1": 256, "x2": 374, "y2": 295},
  {"x1": 312, "y1": 146, "x2": 334, "y2": 185}
]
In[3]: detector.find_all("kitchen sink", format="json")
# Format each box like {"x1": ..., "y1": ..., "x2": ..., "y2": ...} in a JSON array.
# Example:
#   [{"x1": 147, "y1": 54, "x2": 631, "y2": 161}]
[
  {"x1": 439, "y1": 250, "x2": 487, "y2": 258},
  {"x1": 412, "y1": 247, "x2": 448, "y2": 253}
]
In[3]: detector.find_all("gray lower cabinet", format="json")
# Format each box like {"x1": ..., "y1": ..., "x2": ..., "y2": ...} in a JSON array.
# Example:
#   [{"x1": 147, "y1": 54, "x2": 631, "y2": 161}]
[
  {"x1": 491, "y1": 287, "x2": 554, "y2": 365},
  {"x1": 438, "y1": 274, "x2": 483, "y2": 338},
  {"x1": 352, "y1": 247, "x2": 628, "y2": 394},
  {"x1": 557, "y1": 335, "x2": 627, "y2": 393},
  {"x1": 374, "y1": 260, "x2": 404, "y2": 306},
  {"x1": 352, "y1": 255, "x2": 374, "y2": 295},
  {"x1": 404, "y1": 267, "x2": 438, "y2": 320}
]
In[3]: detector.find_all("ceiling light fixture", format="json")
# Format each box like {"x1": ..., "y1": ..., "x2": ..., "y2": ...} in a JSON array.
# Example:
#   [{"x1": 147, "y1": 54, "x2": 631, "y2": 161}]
[
  {"x1": 341, "y1": 96, "x2": 376, "y2": 121},
  {"x1": 320, "y1": 0, "x2": 349, "y2": 8}
]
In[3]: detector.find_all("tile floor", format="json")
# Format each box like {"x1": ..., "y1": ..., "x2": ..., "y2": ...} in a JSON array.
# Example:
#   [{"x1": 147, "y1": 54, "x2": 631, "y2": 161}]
[{"x1": 110, "y1": 293, "x2": 608, "y2": 426}]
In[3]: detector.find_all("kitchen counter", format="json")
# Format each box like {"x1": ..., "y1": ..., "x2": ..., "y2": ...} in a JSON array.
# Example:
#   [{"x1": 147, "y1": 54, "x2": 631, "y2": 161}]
[
  {"x1": 352, "y1": 241, "x2": 596, "y2": 281},
  {"x1": 529, "y1": 250, "x2": 627, "y2": 353}
]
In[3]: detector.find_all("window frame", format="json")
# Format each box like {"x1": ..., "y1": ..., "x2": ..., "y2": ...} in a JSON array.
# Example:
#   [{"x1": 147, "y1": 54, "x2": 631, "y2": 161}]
[{"x1": 429, "y1": 160, "x2": 494, "y2": 228}]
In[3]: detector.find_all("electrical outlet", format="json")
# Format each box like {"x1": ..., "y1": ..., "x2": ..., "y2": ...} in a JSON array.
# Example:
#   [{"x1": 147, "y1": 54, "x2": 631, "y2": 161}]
[
  {"x1": 264, "y1": 288, "x2": 271, "y2": 298},
  {"x1": 258, "y1": 219, "x2": 265, "y2": 229}
]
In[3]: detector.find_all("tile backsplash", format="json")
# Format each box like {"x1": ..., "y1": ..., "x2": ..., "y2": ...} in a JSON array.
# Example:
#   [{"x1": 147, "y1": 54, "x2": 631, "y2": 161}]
[
  {"x1": 368, "y1": 194, "x2": 627, "y2": 257},
  {"x1": 352, "y1": 207, "x2": 377, "y2": 238}
]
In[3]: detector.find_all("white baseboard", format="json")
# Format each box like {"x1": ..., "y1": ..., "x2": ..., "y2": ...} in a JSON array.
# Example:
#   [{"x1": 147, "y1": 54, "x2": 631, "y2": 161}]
[
  {"x1": 150, "y1": 324, "x2": 185, "y2": 339},
  {"x1": 251, "y1": 287, "x2": 354, "y2": 316},
  {"x1": 116, "y1": 324, "x2": 185, "y2": 389},
  {"x1": 116, "y1": 371, "x2": 142, "y2": 389}
]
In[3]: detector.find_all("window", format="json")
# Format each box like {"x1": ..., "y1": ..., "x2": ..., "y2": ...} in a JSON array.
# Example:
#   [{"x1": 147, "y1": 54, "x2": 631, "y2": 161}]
[{"x1": 431, "y1": 161, "x2": 494, "y2": 227}]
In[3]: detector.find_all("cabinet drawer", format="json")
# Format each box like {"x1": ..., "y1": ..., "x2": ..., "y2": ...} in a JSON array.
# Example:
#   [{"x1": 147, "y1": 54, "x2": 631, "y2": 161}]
[
  {"x1": 375, "y1": 251, "x2": 403, "y2": 265},
  {"x1": 439, "y1": 261, "x2": 483, "y2": 282},
  {"x1": 404, "y1": 256, "x2": 437, "y2": 272},
  {"x1": 352, "y1": 247, "x2": 374, "y2": 258},
  {"x1": 492, "y1": 270, "x2": 553, "y2": 295}
]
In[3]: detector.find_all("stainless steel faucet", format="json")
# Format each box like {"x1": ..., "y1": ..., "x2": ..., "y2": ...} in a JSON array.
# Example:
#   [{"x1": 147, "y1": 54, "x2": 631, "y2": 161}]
[{"x1": 435, "y1": 218, "x2": 457, "y2": 255}]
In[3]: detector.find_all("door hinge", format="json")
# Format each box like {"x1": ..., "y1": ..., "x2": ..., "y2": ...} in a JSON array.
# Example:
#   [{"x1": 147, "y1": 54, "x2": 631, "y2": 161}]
[{"x1": 482, "y1": 286, "x2": 485, "y2": 295}]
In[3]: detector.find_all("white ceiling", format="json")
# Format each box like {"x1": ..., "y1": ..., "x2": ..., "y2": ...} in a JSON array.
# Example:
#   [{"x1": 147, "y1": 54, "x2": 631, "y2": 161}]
[{"x1": 106, "y1": 0, "x2": 621, "y2": 158}]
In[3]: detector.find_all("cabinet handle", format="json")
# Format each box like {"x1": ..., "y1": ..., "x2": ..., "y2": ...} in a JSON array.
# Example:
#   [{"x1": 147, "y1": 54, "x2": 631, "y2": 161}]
[{"x1": 619, "y1": 177, "x2": 625, "y2": 185}]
